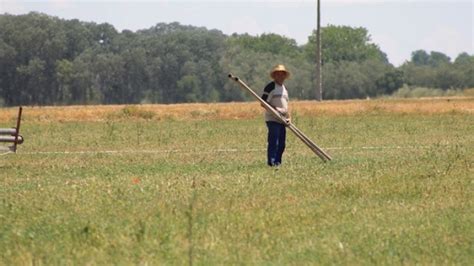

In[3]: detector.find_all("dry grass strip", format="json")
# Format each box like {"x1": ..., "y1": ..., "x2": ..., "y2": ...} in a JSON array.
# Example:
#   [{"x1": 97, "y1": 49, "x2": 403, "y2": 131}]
[{"x1": 1, "y1": 97, "x2": 473, "y2": 123}]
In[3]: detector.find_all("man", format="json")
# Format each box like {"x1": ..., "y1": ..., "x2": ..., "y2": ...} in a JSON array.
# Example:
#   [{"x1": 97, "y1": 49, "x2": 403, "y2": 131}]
[{"x1": 261, "y1": 64, "x2": 290, "y2": 167}]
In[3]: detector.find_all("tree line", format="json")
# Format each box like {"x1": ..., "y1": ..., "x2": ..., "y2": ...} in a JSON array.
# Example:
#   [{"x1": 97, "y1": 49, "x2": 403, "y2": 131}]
[{"x1": 0, "y1": 12, "x2": 472, "y2": 106}]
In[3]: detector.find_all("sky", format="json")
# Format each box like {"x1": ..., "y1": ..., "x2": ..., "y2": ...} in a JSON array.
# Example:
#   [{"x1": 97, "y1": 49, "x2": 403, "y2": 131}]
[{"x1": 0, "y1": 0, "x2": 472, "y2": 66}]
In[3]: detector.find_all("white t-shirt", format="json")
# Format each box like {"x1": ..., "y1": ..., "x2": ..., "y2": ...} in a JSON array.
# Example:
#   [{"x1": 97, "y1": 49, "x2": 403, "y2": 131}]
[{"x1": 262, "y1": 81, "x2": 289, "y2": 123}]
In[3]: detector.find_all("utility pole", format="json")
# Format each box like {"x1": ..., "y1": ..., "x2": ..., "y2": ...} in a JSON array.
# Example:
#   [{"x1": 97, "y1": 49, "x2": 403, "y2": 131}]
[{"x1": 315, "y1": 0, "x2": 322, "y2": 101}]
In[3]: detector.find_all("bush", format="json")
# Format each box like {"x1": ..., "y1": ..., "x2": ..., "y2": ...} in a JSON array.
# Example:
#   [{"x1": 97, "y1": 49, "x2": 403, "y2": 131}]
[
  {"x1": 107, "y1": 106, "x2": 155, "y2": 120},
  {"x1": 463, "y1": 88, "x2": 474, "y2": 97},
  {"x1": 392, "y1": 85, "x2": 464, "y2": 98}
]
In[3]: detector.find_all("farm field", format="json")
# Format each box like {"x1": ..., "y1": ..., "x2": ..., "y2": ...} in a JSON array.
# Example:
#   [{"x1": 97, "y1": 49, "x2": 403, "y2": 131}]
[{"x1": 1, "y1": 98, "x2": 473, "y2": 264}]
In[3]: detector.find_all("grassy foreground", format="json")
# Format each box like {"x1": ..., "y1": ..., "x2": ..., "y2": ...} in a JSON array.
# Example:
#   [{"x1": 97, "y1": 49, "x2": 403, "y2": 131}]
[{"x1": 1, "y1": 98, "x2": 473, "y2": 265}]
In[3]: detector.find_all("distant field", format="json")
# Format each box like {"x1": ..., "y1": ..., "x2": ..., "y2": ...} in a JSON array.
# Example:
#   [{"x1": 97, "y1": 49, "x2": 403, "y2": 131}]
[
  {"x1": 1, "y1": 97, "x2": 473, "y2": 122},
  {"x1": 1, "y1": 98, "x2": 473, "y2": 264}
]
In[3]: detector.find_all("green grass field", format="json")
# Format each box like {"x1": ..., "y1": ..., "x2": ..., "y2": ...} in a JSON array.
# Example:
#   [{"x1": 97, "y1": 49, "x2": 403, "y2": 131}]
[{"x1": 1, "y1": 100, "x2": 473, "y2": 264}]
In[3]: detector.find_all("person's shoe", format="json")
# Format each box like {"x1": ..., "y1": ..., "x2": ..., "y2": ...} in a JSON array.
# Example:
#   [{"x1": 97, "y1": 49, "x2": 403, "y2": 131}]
[{"x1": 272, "y1": 162, "x2": 281, "y2": 170}]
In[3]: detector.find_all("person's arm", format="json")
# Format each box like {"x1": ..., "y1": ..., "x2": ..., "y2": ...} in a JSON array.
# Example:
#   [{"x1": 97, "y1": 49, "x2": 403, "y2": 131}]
[{"x1": 261, "y1": 82, "x2": 275, "y2": 107}]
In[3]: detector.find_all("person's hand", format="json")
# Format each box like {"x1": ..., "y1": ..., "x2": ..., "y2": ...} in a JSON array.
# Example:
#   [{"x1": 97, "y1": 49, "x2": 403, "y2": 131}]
[{"x1": 276, "y1": 107, "x2": 287, "y2": 116}]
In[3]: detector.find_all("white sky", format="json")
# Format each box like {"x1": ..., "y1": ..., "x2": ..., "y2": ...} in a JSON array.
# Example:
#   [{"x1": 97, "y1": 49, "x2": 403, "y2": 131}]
[{"x1": 0, "y1": 0, "x2": 472, "y2": 66}]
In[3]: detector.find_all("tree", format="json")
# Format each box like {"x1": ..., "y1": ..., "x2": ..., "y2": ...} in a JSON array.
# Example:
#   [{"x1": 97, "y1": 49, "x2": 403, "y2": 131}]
[
  {"x1": 121, "y1": 47, "x2": 148, "y2": 103},
  {"x1": 411, "y1": 50, "x2": 430, "y2": 66},
  {"x1": 93, "y1": 53, "x2": 126, "y2": 104},
  {"x1": 429, "y1": 51, "x2": 451, "y2": 67},
  {"x1": 0, "y1": 40, "x2": 17, "y2": 105},
  {"x1": 402, "y1": 51, "x2": 470, "y2": 90},
  {"x1": 227, "y1": 33, "x2": 302, "y2": 58},
  {"x1": 376, "y1": 70, "x2": 404, "y2": 95},
  {"x1": 305, "y1": 25, "x2": 388, "y2": 64},
  {"x1": 323, "y1": 61, "x2": 371, "y2": 99},
  {"x1": 453, "y1": 53, "x2": 474, "y2": 88},
  {"x1": 55, "y1": 59, "x2": 74, "y2": 104},
  {"x1": 15, "y1": 58, "x2": 47, "y2": 105},
  {"x1": 68, "y1": 50, "x2": 102, "y2": 104},
  {"x1": 176, "y1": 75, "x2": 201, "y2": 102},
  {"x1": 1, "y1": 12, "x2": 470, "y2": 106}
]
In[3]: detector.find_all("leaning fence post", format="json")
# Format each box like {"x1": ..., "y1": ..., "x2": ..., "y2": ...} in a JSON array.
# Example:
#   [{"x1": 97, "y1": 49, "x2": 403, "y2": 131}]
[{"x1": 13, "y1": 106, "x2": 23, "y2": 152}]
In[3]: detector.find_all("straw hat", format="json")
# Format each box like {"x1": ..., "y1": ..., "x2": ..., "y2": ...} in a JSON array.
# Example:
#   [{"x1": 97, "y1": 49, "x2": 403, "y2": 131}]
[{"x1": 270, "y1": 64, "x2": 290, "y2": 79}]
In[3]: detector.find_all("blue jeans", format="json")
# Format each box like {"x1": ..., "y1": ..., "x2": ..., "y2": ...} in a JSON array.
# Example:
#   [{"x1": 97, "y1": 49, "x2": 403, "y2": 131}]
[{"x1": 266, "y1": 121, "x2": 286, "y2": 166}]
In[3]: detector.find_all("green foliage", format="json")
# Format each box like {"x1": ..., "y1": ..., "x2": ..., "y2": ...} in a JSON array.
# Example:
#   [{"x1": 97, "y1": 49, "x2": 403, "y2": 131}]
[
  {"x1": 323, "y1": 61, "x2": 370, "y2": 99},
  {"x1": 305, "y1": 25, "x2": 388, "y2": 64},
  {"x1": 376, "y1": 69, "x2": 404, "y2": 95},
  {"x1": 228, "y1": 33, "x2": 302, "y2": 58},
  {"x1": 305, "y1": 25, "x2": 400, "y2": 99},
  {"x1": 410, "y1": 50, "x2": 451, "y2": 67},
  {"x1": 0, "y1": 13, "x2": 472, "y2": 106},
  {"x1": 322, "y1": 60, "x2": 400, "y2": 99},
  {"x1": 401, "y1": 52, "x2": 474, "y2": 90}
]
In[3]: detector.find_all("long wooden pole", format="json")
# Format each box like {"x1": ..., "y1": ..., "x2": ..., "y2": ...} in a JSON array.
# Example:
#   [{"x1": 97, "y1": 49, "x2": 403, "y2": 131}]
[{"x1": 228, "y1": 74, "x2": 332, "y2": 162}]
